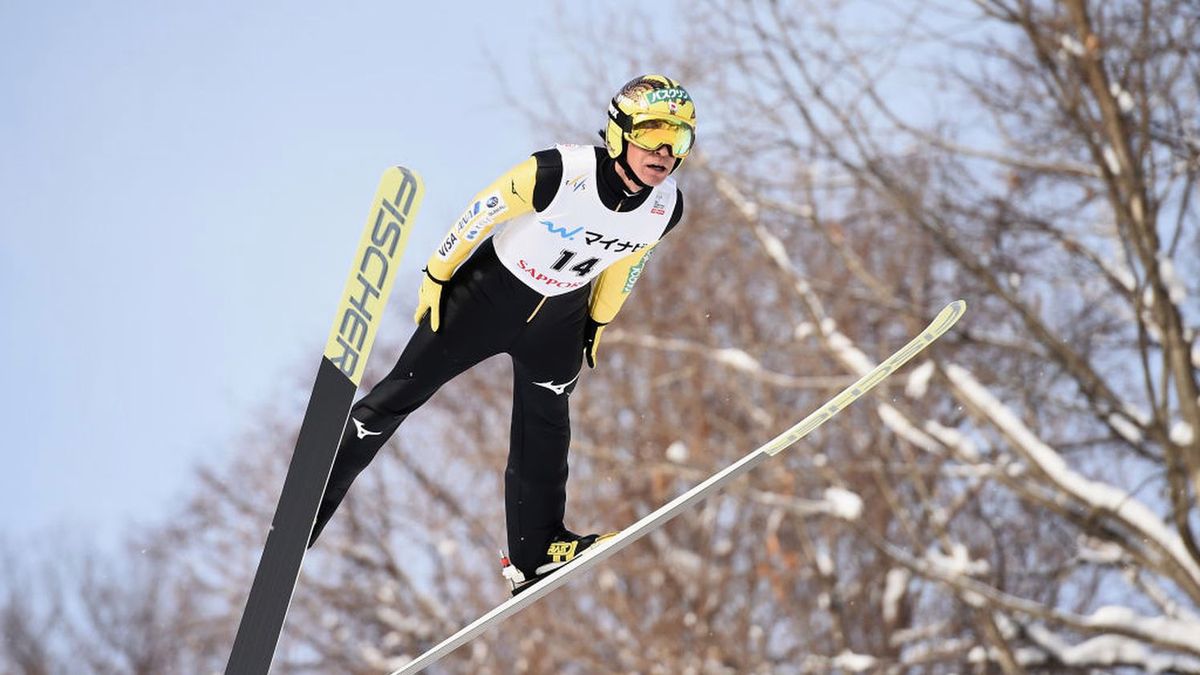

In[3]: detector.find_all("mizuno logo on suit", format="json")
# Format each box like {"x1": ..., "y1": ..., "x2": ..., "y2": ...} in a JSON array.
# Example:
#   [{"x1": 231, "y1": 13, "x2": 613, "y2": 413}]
[{"x1": 532, "y1": 374, "x2": 580, "y2": 395}]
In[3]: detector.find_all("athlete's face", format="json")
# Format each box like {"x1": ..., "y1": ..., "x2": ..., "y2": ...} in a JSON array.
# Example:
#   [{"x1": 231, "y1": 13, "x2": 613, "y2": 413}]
[{"x1": 624, "y1": 143, "x2": 676, "y2": 188}]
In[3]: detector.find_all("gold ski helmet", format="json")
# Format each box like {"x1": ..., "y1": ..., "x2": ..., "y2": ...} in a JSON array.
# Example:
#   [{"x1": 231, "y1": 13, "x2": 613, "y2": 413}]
[{"x1": 604, "y1": 75, "x2": 696, "y2": 171}]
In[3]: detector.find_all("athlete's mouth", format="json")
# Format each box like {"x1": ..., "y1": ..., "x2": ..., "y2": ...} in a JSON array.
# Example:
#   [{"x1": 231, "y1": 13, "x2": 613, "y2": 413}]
[{"x1": 647, "y1": 162, "x2": 668, "y2": 174}]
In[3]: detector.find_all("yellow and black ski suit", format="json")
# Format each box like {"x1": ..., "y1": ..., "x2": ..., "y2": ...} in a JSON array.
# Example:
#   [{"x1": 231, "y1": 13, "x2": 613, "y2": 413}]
[{"x1": 310, "y1": 146, "x2": 683, "y2": 575}]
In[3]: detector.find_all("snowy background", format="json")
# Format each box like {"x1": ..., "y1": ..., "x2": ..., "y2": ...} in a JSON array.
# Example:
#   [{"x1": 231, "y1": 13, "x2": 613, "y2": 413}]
[{"x1": 3, "y1": 1, "x2": 1200, "y2": 673}]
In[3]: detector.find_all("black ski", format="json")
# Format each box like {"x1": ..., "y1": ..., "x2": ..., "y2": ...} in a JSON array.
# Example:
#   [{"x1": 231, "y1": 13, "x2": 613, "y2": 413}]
[{"x1": 226, "y1": 167, "x2": 424, "y2": 675}]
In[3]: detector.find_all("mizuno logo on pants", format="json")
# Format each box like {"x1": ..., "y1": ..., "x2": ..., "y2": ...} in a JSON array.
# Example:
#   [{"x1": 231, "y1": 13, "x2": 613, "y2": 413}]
[
  {"x1": 352, "y1": 418, "x2": 383, "y2": 439},
  {"x1": 532, "y1": 374, "x2": 580, "y2": 396}
]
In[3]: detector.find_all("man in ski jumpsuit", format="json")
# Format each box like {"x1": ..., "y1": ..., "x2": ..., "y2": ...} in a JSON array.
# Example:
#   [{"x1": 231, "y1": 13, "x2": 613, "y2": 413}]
[{"x1": 309, "y1": 75, "x2": 696, "y2": 592}]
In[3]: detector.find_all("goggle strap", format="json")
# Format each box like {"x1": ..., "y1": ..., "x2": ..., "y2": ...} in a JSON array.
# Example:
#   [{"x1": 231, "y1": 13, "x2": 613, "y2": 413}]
[{"x1": 609, "y1": 100, "x2": 631, "y2": 131}]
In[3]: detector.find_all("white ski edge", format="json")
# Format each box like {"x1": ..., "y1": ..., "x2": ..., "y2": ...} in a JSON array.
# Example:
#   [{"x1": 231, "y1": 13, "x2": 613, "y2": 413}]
[
  {"x1": 764, "y1": 299, "x2": 966, "y2": 456},
  {"x1": 387, "y1": 299, "x2": 966, "y2": 675}
]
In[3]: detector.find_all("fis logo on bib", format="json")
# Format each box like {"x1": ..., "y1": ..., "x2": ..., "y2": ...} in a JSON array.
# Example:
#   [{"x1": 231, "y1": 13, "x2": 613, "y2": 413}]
[{"x1": 565, "y1": 174, "x2": 587, "y2": 193}]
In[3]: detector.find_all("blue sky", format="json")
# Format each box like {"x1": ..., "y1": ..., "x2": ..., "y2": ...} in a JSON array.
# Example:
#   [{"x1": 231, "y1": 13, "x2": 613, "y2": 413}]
[{"x1": 0, "y1": 1, "x2": 670, "y2": 545}]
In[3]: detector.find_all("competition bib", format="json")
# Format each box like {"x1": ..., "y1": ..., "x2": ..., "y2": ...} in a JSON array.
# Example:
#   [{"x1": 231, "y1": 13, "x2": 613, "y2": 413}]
[{"x1": 493, "y1": 145, "x2": 676, "y2": 295}]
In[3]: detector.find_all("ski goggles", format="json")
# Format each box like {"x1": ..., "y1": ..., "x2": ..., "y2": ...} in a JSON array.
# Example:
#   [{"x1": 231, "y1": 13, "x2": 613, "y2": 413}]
[{"x1": 624, "y1": 115, "x2": 695, "y2": 158}]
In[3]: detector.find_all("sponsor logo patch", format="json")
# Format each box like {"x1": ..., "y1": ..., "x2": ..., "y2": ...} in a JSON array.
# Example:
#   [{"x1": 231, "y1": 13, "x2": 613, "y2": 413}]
[
  {"x1": 517, "y1": 259, "x2": 587, "y2": 289},
  {"x1": 623, "y1": 247, "x2": 656, "y2": 293},
  {"x1": 651, "y1": 193, "x2": 668, "y2": 216},
  {"x1": 437, "y1": 231, "x2": 458, "y2": 257},
  {"x1": 326, "y1": 167, "x2": 421, "y2": 383},
  {"x1": 541, "y1": 219, "x2": 583, "y2": 241},
  {"x1": 645, "y1": 88, "x2": 690, "y2": 105}
]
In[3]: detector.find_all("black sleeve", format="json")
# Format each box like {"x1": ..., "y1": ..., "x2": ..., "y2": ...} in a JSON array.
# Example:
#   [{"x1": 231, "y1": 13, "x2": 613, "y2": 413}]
[
  {"x1": 663, "y1": 188, "x2": 684, "y2": 235},
  {"x1": 531, "y1": 148, "x2": 564, "y2": 212}
]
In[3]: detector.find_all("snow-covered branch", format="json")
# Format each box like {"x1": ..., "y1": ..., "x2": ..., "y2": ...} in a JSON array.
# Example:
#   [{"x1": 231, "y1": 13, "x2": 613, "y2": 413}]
[{"x1": 945, "y1": 363, "x2": 1200, "y2": 595}]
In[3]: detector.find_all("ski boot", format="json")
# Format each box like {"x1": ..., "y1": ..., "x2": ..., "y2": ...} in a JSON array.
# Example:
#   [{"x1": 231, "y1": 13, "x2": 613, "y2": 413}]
[{"x1": 500, "y1": 529, "x2": 618, "y2": 596}]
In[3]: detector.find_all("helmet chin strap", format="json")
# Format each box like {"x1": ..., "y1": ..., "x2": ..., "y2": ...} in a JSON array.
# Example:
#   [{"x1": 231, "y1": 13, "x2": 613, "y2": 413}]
[{"x1": 617, "y1": 145, "x2": 651, "y2": 192}]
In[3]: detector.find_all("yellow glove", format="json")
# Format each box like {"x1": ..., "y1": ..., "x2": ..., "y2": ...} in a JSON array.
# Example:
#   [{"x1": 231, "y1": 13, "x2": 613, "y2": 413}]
[
  {"x1": 414, "y1": 267, "x2": 448, "y2": 331},
  {"x1": 583, "y1": 318, "x2": 607, "y2": 368}
]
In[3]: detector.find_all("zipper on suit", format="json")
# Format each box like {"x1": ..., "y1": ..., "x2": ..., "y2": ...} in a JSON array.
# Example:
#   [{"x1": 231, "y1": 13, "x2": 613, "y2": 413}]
[{"x1": 526, "y1": 296, "x2": 547, "y2": 323}]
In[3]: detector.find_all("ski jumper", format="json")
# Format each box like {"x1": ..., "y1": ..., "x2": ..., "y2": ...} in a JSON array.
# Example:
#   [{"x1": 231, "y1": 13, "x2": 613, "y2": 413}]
[{"x1": 310, "y1": 145, "x2": 684, "y2": 574}]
